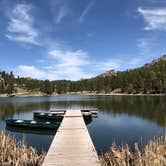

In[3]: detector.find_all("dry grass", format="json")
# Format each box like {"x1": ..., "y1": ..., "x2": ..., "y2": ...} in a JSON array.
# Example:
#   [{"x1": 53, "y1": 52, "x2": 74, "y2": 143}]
[
  {"x1": 1, "y1": 130, "x2": 166, "y2": 166},
  {"x1": 0, "y1": 131, "x2": 45, "y2": 166},
  {"x1": 100, "y1": 136, "x2": 166, "y2": 166}
]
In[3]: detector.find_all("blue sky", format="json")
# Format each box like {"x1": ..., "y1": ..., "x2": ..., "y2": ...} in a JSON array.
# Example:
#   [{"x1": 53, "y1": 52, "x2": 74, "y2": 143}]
[{"x1": 0, "y1": 0, "x2": 166, "y2": 80}]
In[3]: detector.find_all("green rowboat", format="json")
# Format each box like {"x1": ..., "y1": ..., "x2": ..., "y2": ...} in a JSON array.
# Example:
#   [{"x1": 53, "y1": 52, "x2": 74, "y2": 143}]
[
  {"x1": 6, "y1": 119, "x2": 60, "y2": 130},
  {"x1": 33, "y1": 112, "x2": 64, "y2": 122}
]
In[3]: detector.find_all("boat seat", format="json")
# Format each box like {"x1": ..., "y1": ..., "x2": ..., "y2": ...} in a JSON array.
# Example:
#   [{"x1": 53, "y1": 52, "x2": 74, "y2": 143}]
[
  {"x1": 83, "y1": 112, "x2": 92, "y2": 116},
  {"x1": 46, "y1": 122, "x2": 50, "y2": 124},
  {"x1": 16, "y1": 120, "x2": 23, "y2": 123},
  {"x1": 40, "y1": 113, "x2": 44, "y2": 115},
  {"x1": 31, "y1": 121, "x2": 36, "y2": 124}
]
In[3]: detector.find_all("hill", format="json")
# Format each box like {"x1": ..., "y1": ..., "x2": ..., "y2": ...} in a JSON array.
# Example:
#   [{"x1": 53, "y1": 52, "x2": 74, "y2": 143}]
[{"x1": 97, "y1": 70, "x2": 117, "y2": 77}]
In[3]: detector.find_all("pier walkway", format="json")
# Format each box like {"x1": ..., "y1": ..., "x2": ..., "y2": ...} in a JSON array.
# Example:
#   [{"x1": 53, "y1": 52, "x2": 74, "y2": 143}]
[{"x1": 42, "y1": 109, "x2": 100, "y2": 166}]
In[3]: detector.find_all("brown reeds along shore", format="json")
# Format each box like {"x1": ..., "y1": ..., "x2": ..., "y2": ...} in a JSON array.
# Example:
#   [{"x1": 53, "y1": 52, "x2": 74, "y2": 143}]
[
  {"x1": 0, "y1": 131, "x2": 45, "y2": 166},
  {"x1": 100, "y1": 136, "x2": 166, "y2": 166},
  {"x1": 1, "y1": 131, "x2": 166, "y2": 166}
]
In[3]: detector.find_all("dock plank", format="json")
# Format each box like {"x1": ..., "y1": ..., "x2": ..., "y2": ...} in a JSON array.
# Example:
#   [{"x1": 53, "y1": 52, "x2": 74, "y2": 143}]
[{"x1": 42, "y1": 109, "x2": 100, "y2": 166}]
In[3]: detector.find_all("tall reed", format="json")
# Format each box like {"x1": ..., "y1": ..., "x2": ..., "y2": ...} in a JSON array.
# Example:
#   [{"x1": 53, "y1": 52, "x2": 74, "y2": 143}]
[
  {"x1": 100, "y1": 135, "x2": 166, "y2": 166},
  {"x1": 1, "y1": 130, "x2": 166, "y2": 166},
  {"x1": 0, "y1": 131, "x2": 45, "y2": 166}
]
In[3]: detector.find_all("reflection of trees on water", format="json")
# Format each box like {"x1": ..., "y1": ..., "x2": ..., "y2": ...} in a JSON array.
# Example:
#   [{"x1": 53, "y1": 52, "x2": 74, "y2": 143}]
[
  {"x1": 97, "y1": 96, "x2": 166, "y2": 127},
  {"x1": 0, "y1": 96, "x2": 166, "y2": 127},
  {"x1": 51, "y1": 96, "x2": 166, "y2": 127},
  {"x1": 0, "y1": 102, "x2": 51, "y2": 120},
  {"x1": 85, "y1": 96, "x2": 166, "y2": 127}
]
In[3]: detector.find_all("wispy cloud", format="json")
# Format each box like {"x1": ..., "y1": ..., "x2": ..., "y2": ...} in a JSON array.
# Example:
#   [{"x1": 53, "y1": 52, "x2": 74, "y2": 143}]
[
  {"x1": 95, "y1": 59, "x2": 122, "y2": 71},
  {"x1": 6, "y1": 3, "x2": 40, "y2": 45},
  {"x1": 138, "y1": 7, "x2": 166, "y2": 30},
  {"x1": 47, "y1": 48, "x2": 91, "y2": 80},
  {"x1": 7, "y1": 2, "x2": 154, "y2": 80},
  {"x1": 137, "y1": 38, "x2": 152, "y2": 55},
  {"x1": 78, "y1": 0, "x2": 96, "y2": 23},
  {"x1": 128, "y1": 57, "x2": 142, "y2": 66},
  {"x1": 146, "y1": 0, "x2": 166, "y2": 3},
  {"x1": 49, "y1": 49, "x2": 90, "y2": 67},
  {"x1": 86, "y1": 32, "x2": 95, "y2": 37},
  {"x1": 17, "y1": 65, "x2": 45, "y2": 79},
  {"x1": 17, "y1": 52, "x2": 147, "y2": 80},
  {"x1": 17, "y1": 48, "x2": 92, "y2": 80},
  {"x1": 55, "y1": 6, "x2": 69, "y2": 24}
]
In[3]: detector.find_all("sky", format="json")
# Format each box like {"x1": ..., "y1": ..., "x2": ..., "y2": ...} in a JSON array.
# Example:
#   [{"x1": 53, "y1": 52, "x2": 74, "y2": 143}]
[{"x1": 0, "y1": 0, "x2": 166, "y2": 80}]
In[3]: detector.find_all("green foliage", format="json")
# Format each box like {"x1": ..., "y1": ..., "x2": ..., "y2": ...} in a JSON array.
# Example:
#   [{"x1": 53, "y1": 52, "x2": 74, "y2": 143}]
[
  {"x1": 6, "y1": 82, "x2": 14, "y2": 94},
  {"x1": 0, "y1": 71, "x2": 15, "y2": 94},
  {"x1": 40, "y1": 80, "x2": 53, "y2": 95},
  {"x1": 65, "y1": 58, "x2": 166, "y2": 94},
  {"x1": 0, "y1": 82, "x2": 5, "y2": 94}
]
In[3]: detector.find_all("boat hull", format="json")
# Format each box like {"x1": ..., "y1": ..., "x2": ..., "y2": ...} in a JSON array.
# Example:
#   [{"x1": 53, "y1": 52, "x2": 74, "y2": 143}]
[
  {"x1": 6, "y1": 119, "x2": 60, "y2": 130},
  {"x1": 33, "y1": 112, "x2": 64, "y2": 122}
]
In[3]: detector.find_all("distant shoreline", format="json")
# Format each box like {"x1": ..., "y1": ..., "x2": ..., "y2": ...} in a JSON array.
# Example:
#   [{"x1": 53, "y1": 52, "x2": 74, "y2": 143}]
[{"x1": 0, "y1": 92, "x2": 166, "y2": 98}]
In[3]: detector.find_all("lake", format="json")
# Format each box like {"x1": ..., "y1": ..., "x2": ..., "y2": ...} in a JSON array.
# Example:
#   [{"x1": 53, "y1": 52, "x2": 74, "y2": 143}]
[{"x1": 0, "y1": 95, "x2": 165, "y2": 154}]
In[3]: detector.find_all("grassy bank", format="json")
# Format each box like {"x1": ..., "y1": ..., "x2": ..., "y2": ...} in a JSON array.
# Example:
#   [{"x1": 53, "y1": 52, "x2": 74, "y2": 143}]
[
  {"x1": 100, "y1": 135, "x2": 166, "y2": 166},
  {"x1": 0, "y1": 131, "x2": 45, "y2": 166}
]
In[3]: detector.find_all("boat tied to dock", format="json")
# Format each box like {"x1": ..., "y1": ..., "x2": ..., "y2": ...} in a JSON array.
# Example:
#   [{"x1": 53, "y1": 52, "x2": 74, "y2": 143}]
[
  {"x1": 33, "y1": 112, "x2": 64, "y2": 122},
  {"x1": 6, "y1": 119, "x2": 60, "y2": 130}
]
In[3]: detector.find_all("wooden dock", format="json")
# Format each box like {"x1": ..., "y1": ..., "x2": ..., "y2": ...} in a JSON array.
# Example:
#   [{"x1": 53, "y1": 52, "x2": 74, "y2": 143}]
[{"x1": 42, "y1": 109, "x2": 100, "y2": 166}]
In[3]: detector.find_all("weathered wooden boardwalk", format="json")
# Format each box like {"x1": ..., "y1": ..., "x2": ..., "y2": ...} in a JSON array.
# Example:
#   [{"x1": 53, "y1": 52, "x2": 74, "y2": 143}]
[{"x1": 42, "y1": 109, "x2": 100, "y2": 166}]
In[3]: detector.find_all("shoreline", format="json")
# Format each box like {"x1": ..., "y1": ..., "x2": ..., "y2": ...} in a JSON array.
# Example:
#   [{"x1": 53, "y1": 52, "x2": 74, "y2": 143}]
[{"x1": 0, "y1": 92, "x2": 166, "y2": 98}]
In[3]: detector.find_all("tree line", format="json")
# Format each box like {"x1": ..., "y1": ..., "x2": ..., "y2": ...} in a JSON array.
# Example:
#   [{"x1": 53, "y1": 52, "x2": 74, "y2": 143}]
[
  {"x1": 0, "y1": 56, "x2": 166, "y2": 95},
  {"x1": 0, "y1": 71, "x2": 15, "y2": 95}
]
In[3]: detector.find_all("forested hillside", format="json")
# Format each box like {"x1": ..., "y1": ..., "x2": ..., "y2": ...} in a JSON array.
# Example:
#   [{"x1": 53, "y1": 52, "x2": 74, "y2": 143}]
[{"x1": 0, "y1": 55, "x2": 166, "y2": 95}]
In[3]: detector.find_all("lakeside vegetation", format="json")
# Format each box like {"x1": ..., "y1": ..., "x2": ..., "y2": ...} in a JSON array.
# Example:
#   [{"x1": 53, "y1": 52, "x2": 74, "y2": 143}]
[
  {"x1": 0, "y1": 55, "x2": 166, "y2": 96},
  {"x1": 0, "y1": 131, "x2": 45, "y2": 166},
  {"x1": 1, "y1": 131, "x2": 166, "y2": 165},
  {"x1": 100, "y1": 135, "x2": 166, "y2": 166}
]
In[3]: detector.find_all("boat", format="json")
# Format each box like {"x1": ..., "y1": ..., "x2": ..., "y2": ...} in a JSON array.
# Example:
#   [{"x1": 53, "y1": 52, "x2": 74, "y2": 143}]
[
  {"x1": 82, "y1": 112, "x2": 92, "y2": 120},
  {"x1": 92, "y1": 114, "x2": 98, "y2": 118},
  {"x1": 85, "y1": 118, "x2": 93, "y2": 125},
  {"x1": 33, "y1": 112, "x2": 64, "y2": 122},
  {"x1": 91, "y1": 110, "x2": 98, "y2": 115},
  {"x1": 81, "y1": 108, "x2": 98, "y2": 115},
  {"x1": 6, "y1": 125, "x2": 56, "y2": 135},
  {"x1": 6, "y1": 119, "x2": 60, "y2": 130},
  {"x1": 49, "y1": 109, "x2": 66, "y2": 115}
]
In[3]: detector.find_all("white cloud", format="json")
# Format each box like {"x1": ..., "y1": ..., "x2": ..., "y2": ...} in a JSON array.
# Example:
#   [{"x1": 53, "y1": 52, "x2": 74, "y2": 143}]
[
  {"x1": 16, "y1": 53, "x2": 147, "y2": 80},
  {"x1": 47, "y1": 66, "x2": 92, "y2": 80},
  {"x1": 49, "y1": 49, "x2": 90, "y2": 67},
  {"x1": 16, "y1": 48, "x2": 92, "y2": 81},
  {"x1": 47, "y1": 48, "x2": 92, "y2": 80},
  {"x1": 17, "y1": 65, "x2": 45, "y2": 79},
  {"x1": 138, "y1": 7, "x2": 166, "y2": 30},
  {"x1": 6, "y1": 4, "x2": 40, "y2": 45},
  {"x1": 78, "y1": 0, "x2": 96, "y2": 23}
]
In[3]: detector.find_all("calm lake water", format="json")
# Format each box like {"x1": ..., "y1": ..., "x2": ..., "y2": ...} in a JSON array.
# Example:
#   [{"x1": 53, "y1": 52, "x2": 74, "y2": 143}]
[{"x1": 0, "y1": 95, "x2": 165, "y2": 154}]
